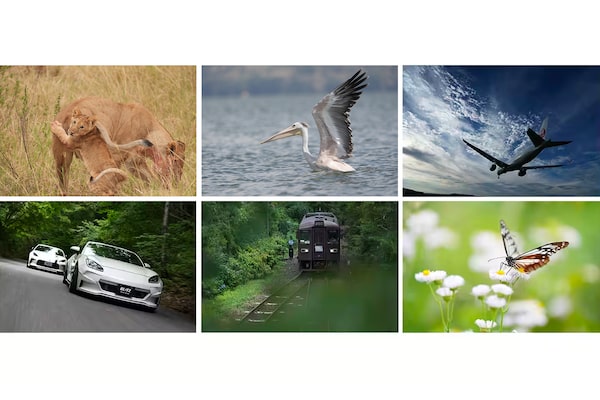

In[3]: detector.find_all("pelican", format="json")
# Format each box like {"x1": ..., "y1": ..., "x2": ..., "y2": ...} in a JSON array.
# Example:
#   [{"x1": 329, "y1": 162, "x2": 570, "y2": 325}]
[{"x1": 260, "y1": 69, "x2": 368, "y2": 172}]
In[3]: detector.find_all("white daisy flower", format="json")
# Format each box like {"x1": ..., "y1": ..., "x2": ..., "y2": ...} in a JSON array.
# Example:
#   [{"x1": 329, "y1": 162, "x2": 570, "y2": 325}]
[
  {"x1": 406, "y1": 210, "x2": 439, "y2": 236},
  {"x1": 423, "y1": 227, "x2": 458, "y2": 250},
  {"x1": 403, "y1": 232, "x2": 417, "y2": 261},
  {"x1": 503, "y1": 300, "x2": 547, "y2": 331},
  {"x1": 415, "y1": 269, "x2": 447, "y2": 283},
  {"x1": 475, "y1": 319, "x2": 497, "y2": 331},
  {"x1": 485, "y1": 294, "x2": 507, "y2": 309},
  {"x1": 443, "y1": 275, "x2": 465, "y2": 290},
  {"x1": 436, "y1": 287, "x2": 453, "y2": 299},
  {"x1": 489, "y1": 269, "x2": 511, "y2": 282},
  {"x1": 471, "y1": 284, "x2": 491, "y2": 298},
  {"x1": 511, "y1": 267, "x2": 531, "y2": 281},
  {"x1": 468, "y1": 231, "x2": 505, "y2": 272},
  {"x1": 491, "y1": 283, "x2": 513, "y2": 296}
]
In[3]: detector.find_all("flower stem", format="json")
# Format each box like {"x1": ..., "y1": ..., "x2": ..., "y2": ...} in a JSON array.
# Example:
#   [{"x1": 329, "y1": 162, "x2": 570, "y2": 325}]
[
  {"x1": 428, "y1": 284, "x2": 448, "y2": 332},
  {"x1": 447, "y1": 295, "x2": 456, "y2": 331}
]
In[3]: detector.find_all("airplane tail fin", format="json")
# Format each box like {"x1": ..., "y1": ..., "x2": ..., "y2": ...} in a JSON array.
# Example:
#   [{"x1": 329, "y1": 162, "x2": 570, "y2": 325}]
[
  {"x1": 527, "y1": 117, "x2": 550, "y2": 147},
  {"x1": 539, "y1": 117, "x2": 549, "y2": 139}
]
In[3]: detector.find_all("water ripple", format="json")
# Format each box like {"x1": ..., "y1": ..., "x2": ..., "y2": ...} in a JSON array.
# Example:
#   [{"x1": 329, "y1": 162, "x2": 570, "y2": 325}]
[{"x1": 203, "y1": 92, "x2": 398, "y2": 196}]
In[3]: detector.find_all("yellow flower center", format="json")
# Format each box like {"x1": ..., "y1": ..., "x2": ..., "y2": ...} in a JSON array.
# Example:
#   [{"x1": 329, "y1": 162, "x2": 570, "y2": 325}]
[
  {"x1": 496, "y1": 270, "x2": 505, "y2": 275},
  {"x1": 423, "y1": 269, "x2": 430, "y2": 275}
]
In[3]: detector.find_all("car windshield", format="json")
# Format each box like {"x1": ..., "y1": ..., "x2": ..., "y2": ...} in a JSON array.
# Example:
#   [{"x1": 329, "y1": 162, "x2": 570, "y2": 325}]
[
  {"x1": 36, "y1": 245, "x2": 64, "y2": 257},
  {"x1": 51, "y1": 249, "x2": 66, "y2": 257},
  {"x1": 84, "y1": 243, "x2": 144, "y2": 267}
]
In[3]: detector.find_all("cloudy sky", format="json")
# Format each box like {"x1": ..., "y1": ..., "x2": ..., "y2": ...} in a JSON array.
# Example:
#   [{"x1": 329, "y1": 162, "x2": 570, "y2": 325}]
[{"x1": 403, "y1": 66, "x2": 600, "y2": 196}]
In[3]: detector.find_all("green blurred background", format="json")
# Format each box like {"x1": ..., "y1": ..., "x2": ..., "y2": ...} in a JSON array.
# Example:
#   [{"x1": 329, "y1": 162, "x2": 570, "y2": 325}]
[{"x1": 403, "y1": 201, "x2": 600, "y2": 332}]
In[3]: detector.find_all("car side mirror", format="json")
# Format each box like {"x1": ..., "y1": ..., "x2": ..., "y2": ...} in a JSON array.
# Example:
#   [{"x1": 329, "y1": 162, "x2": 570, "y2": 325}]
[
  {"x1": 144, "y1": 262, "x2": 152, "y2": 269},
  {"x1": 70, "y1": 246, "x2": 81, "y2": 253}
]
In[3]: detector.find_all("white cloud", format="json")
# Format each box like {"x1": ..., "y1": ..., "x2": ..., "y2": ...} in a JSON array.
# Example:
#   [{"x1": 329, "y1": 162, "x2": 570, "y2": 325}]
[{"x1": 403, "y1": 66, "x2": 580, "y2": 195}]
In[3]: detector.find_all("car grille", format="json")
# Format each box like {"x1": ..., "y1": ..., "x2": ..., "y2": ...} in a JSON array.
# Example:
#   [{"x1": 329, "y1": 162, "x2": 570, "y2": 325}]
[
  {"x1": 99, "y1": 280, "x2": 150, "y2": 299},
  {"x1": 36, "y1": 260, "x2": 59, "y2": 269}
]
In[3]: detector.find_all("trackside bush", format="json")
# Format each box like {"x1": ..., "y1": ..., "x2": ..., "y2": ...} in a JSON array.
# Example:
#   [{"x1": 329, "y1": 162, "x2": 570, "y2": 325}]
[{"x1": 202, "y1": 236, "x2": 286, "y2": 298}]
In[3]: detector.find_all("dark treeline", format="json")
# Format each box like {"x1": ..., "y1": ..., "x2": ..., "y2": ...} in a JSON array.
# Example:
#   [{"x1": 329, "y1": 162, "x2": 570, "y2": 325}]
[
  {"x1": 0, "y1": 201, "x2": 196, "y2": 313},
  {"x1": 202, "y1": 202, "x2": 397, "y2": 297}
]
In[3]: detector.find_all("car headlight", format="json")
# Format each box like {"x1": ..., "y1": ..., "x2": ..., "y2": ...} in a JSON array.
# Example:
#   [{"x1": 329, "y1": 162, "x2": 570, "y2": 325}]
[
  {"x1": 86, "y1": 259, "x2": 104, "y2": 272},
  {"x1": 148, "y1": 275, "x2": 160, "y2": 284}
]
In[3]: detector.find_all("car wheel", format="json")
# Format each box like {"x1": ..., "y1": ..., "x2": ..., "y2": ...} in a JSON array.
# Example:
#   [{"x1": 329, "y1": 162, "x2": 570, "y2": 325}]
[
  {"x1": 68, "y1": 265, "x2": 79, "y2": 294},
  {"x1": 26, "y1": 259, "x2": 32, "y2": 268}
]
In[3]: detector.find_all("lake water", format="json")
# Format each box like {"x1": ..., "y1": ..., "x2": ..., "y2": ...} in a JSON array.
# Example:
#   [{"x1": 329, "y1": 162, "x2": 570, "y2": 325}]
[{"x1": 202, "y1": 91, "x2": 398, "y2": 196}]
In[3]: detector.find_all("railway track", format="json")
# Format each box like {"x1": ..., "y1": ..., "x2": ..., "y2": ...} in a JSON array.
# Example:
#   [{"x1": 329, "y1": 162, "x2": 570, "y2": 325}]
[{"x1": 240, "y1": 272, "x2": 311, "y2": 325}]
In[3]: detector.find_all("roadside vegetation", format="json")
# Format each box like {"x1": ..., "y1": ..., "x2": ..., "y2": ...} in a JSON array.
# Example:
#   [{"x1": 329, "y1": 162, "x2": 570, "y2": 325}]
[
  {"x1": 0, "y1": 66, "x2": 196, "y2": 196},
  {"x1": 0, "y1": 201, "x2": 196, "y2": 316}
]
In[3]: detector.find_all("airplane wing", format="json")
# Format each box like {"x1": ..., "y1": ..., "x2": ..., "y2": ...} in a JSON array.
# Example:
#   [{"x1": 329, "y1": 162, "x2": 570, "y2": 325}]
[
  {"x1": 522, "y1": 164, "x2": 564, "y2": 170},
  {"x1": 462, "y1": 139, "x2": 509, "y2": 168},
  {"x1": 547, "y1": 140, "x2": 572, "y2": 146}
]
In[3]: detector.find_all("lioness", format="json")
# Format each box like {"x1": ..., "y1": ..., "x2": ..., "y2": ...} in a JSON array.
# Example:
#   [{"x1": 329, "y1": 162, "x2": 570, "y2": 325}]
[
  {"x1": 53, "y1": 97, "x2": 186, "y2": 195},
  {"x1": 51, "y1": 108, "x2": 153, "y2": 196}
]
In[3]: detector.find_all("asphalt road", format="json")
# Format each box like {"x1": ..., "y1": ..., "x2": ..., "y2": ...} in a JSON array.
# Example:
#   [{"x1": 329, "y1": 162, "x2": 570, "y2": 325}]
[{"x1": 0, "y1": 257, "x2": 196, "y2": 332}]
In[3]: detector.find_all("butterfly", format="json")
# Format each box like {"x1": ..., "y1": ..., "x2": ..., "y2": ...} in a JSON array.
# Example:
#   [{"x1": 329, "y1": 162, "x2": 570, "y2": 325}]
[{"x1": 500, "y1": 219, "x2": 569, "y2": 273}]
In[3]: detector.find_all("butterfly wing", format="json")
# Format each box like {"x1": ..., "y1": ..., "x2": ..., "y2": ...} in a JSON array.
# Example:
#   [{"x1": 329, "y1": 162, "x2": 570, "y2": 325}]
[
  {"x1": 500, "y1": 219, "x2": 569, "y2": 273},
  {"x1": 500, "y1": 219, "x2": 520, "y2": 258},
  {"x1": 513, "y1": 241, "x2": 570, "y2": 273}
]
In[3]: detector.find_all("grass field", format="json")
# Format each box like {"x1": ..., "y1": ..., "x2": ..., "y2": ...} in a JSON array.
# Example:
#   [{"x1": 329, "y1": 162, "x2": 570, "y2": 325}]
[
  {"x1": 404, "y1": 201, "x2": 600, "y2": 332},
  {"x1": 0, "y1": 66, "x2": 196, "y2": 196},
  {"x1": 203, "y1": 263, "x2": 398, "y2": 332}
]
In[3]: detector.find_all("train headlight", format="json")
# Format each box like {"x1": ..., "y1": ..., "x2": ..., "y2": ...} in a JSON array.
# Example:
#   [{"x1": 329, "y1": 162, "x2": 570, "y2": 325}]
[
  {"x1": 300, "y1": 248, "x2": 309, "y2": 253},
  {"x1": 329, "y1": 248, "x2": 338, "y2": 253}
]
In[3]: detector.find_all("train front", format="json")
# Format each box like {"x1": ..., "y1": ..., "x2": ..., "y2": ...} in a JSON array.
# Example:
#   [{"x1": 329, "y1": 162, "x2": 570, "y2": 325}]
[{"x1": 296, "y1": 212, "x2": 340, "y2": 270}]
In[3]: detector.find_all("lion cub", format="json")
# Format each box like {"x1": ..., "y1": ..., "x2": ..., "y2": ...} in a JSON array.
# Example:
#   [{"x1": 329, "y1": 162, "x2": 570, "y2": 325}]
[{"x1": 50, "y1": 108, "x2": 153, "y2": 195}]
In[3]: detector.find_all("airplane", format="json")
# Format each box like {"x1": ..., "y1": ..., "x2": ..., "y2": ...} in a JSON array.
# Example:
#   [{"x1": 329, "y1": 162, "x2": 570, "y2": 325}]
[{"x1": 462, "y1": 117, "x2": 572, "y2": 178}]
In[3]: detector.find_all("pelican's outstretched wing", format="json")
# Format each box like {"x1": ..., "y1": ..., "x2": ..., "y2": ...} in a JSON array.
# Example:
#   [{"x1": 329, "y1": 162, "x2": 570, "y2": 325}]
[{"x1": 312, "y1": 70, "x2": 368, "y2": 159}]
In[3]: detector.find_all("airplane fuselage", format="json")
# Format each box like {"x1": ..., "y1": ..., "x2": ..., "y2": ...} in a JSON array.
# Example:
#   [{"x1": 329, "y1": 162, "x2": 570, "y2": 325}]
[{"x1": 497, "y1": 144, "x2": 547, "y2": 175}]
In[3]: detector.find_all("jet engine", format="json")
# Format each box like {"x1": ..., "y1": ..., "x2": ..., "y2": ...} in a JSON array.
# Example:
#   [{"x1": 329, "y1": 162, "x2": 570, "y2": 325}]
[
  {"x1": 490, "y1": 164, "x2": 497, "y2": 171},
  {"x1": 518, "y1": 169, "x2": 527, "y2": 177}
]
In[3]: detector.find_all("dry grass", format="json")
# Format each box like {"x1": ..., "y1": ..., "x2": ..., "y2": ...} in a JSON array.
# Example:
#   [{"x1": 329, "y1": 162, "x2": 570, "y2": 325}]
[{"x1": 0, "y1": 66, "x2": 196, "y2": 196}]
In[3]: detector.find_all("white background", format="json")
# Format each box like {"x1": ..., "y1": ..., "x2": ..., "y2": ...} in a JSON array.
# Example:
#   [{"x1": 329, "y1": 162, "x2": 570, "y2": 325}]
[{"x1": 1, "y1": 1, "x2": 598, "y2": 398}]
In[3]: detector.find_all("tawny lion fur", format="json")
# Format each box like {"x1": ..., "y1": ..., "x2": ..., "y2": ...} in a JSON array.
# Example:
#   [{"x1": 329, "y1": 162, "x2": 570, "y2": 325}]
[
  {"x1": 50, "y1": 108, "x2": 153, "y2": 195},
  {"x1": 52, "y1": 97, "x2": 186, "y2": 195}
]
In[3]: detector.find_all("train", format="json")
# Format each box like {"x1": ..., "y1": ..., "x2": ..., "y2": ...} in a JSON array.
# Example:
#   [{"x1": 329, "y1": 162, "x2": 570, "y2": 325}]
[{"x1": 296, "y1": 212, "x2": 341, "y2": 270}]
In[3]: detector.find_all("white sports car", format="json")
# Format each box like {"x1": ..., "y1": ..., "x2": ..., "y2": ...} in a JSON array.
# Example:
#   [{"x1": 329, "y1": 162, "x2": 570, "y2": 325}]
[
  {"x1": 64, "y1": 241, "x2": 163, "y2": 311},
  {"x1": 27, "y1": 244, "x2": 67, "y2": 274}
]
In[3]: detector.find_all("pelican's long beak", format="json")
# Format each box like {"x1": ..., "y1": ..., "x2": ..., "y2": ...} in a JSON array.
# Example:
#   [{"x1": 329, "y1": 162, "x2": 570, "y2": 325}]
[{"x1": 260, "y1": 124, "x2": 303, "y2": 144}]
